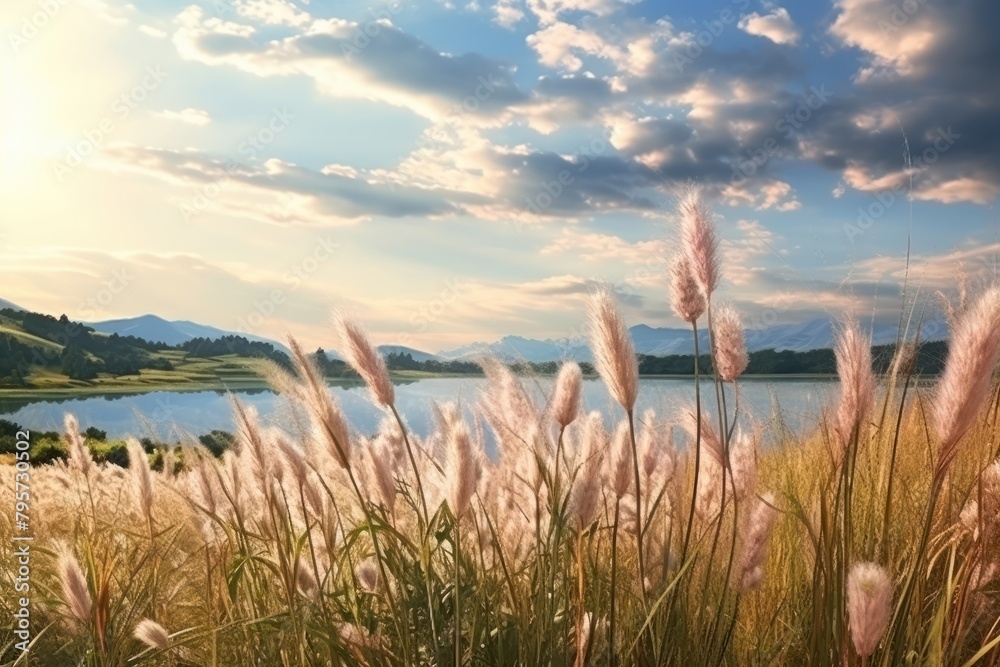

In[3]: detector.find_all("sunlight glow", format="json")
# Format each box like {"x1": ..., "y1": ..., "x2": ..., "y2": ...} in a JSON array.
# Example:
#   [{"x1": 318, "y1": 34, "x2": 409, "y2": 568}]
[{"x1": 0, "y1": 61, "x2": 48, "y2": 191}]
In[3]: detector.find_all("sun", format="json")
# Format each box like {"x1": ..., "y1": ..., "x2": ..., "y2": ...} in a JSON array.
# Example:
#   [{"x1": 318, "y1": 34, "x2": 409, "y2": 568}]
[{"x1": 0, "y1": 60, "x2": 49, "y2": 191}]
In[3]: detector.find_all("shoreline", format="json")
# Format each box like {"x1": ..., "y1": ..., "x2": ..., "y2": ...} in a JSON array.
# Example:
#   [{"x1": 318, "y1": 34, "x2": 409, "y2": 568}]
[{"x1": 0, "y1": 372, "x2": 938, "y2": 401}]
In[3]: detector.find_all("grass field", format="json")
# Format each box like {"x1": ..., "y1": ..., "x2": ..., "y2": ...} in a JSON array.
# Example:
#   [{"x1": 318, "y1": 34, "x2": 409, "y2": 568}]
[{"x1": 2, "y1": 195, "x2": 997, "y2": 666}]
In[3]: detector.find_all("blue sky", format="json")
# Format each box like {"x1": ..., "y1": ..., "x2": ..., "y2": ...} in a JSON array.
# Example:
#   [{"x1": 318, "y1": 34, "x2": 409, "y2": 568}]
[{"x1": 0, "y1": 0, "x2": 997, "y2": 352}]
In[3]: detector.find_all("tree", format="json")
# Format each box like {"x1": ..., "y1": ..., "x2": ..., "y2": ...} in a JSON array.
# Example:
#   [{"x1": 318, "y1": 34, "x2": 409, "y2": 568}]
[{"x1": 84, "y1": 426, "x2": 107, "y2": 441}]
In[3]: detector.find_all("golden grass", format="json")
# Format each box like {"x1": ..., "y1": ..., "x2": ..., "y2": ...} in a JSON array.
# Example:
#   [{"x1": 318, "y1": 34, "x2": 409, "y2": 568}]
[{"x1": 0, "y1": 371, "x2": 998, "y2": 666}]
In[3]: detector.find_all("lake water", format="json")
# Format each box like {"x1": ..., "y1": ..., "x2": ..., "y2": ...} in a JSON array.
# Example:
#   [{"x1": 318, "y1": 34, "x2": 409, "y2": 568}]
[{"x1": 0, "y1": 377, "x2": 838, "y2": 445}]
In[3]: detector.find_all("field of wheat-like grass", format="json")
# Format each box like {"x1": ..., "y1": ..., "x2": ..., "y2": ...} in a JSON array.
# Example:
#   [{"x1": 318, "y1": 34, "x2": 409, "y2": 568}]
[{"x1": 2, "y1": 191, "x2": 1000, "y2": 667}]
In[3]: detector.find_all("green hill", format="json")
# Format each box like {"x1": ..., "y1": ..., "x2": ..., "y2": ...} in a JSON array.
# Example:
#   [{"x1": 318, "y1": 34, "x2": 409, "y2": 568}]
[{"x1": 0, "y1": 307, "x2": 290, "y2": 390}]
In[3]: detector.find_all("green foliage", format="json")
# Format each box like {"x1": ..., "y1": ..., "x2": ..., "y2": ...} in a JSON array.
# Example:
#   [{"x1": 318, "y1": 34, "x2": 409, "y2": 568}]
[
  {"x1": 84, "y1": 426, "x2": 107, "y2": 441},
  {"x1": 87, "y1": 438, "x2": 130, "y2": 467},
  {"x1": 181, "y1": 335, "x2": 290, "y2": 368},
  {"x1": 197, "y1": 429, "x2": 235, "y2": 457},
  {"x1": 30, "y1": 437, "x2": 68, "y2": 464},
  {"x1": 60, "y1": 345, "x2": 104, "y2": 379}
]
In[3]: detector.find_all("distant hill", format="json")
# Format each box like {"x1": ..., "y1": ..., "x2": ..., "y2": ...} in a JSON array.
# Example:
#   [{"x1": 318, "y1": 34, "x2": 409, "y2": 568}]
[
  {"x1": 88, "y1": 314, "x2": 289, "y2": 352},
  {"x1": 0, "y1": 297, "x2": 25, "y2": 312},
  {"x1": 378, "y1": 345, "x2": 440, "y2": 362},
  {"x1": 436, "y1": 317, "x2": 946, "y2": 362}
]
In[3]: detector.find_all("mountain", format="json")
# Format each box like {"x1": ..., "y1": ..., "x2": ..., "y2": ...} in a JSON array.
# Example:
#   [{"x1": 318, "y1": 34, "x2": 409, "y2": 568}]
[
  {"x1": 436, "y1": 317, "x2": 946, "y2": 362},
  {"x1": 0, "y1": 297, "x2": 26, "y2": 312},
  {"x1": 378, "y1": 345, "x2": 440, "y2": 362},
  {"x1": 87, "y1": 314, "x2": 289, "y2": 352},
  {"x1": 437, "y1": 335, "x2": 590, "y2": 363}
]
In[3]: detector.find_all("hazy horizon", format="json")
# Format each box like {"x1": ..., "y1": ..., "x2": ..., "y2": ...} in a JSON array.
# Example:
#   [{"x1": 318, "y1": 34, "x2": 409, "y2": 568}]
[{"x1": 2, "y1": 0, "x2": 998, "y2": 352}]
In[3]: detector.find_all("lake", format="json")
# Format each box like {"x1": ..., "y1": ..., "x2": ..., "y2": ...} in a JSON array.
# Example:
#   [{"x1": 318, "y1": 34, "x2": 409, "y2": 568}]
[{"x1": 0, "y1": 377, "x2": 839, "y2": 446}]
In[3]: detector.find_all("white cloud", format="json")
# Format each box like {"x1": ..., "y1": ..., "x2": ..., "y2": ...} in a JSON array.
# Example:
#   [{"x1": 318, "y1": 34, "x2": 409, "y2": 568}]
[
  {"x1": 722, "y1": 179, "x2": 801, "y2": 211},
  {"x1": 540, "y1": 229, "x2": 668, "y2": 263},
  {"x1": 738, "y1": 7, "x2": 800, "y2": 45},
  {"x1": 96, "y1": 144, "x2": 471, "y2": 226},
  {"x1": 493, "y1": 0, "x2": 524, "y2": 27},
  {"x1": 138, "y1": 24, "x2": 167, "y2": 38},
  {"x1": 152, "y1": 108, "x2": 212, "y2": 126},
  {"x1": 235, "y1": 0, "x2": 311, "y2": 27},
  {"x1": 829, "y1": 0, "x2": 938, "y2": 80},
  {"x1": 172, "y1": 7, "x2": 526, "y2": 127}
]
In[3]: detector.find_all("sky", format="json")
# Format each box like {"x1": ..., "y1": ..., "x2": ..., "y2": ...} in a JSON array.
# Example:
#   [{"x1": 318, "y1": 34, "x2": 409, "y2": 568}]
[{"x1": 0, "y1": 0, "x2": 998, "y2": 354}]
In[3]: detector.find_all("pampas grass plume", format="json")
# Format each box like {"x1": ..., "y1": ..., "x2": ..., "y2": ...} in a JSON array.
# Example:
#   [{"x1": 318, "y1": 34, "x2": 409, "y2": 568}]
[
  {"x1": 847, "y1": 562, "x2": 893, "y2": 659},
  {"x1": 833, "y1": 317, "x2": 876, "y2": 459},
  {"x1": 444, "y1": 410, "x2": 482, "y2": 519},
  {"x1": 932, "y1": 286, "x2": 1000, "y2": 471},
  {"x1": 356, "y1": 558, "x2": 381, "y2": 593},
  {"x1": 740, "y1": 494, "x2": 777, "y2": 590},
  {"x1": 608, "y1": 419, "x2": 632, "y2": 499},
  {"x1": 134, "y1": 618, "x2": 170, "y2": 650},
  {"x1": 335, "y1": 312, "x2": 395, "y2": 408},
  {"x1": 569, "y1": 411, "x2": 606, "y2": 529},
  {"x1": 126, "y1": 438, "x2": 154, "y2": 522},
  {"x1": 552, "y1": 361, "x2": 583, "y2": 427},
  {"x1": 713, "y1": 304, "x2": 748, "y2": 382},
  {"x1": 589, "y1": 287, "x2": 638, "y2": 412},
  {"x1": 64, "y1": 414, "x2": 92, "y2": 476},
  {"x1": 678, "y1": 187, "x2": 720, "y2": 298},
  {"x1": 669, "y1": 251, "x2": 706, "y2": 324},
  {"x1": 57, "y1": 545, "x2": 92, "y2": 624}
]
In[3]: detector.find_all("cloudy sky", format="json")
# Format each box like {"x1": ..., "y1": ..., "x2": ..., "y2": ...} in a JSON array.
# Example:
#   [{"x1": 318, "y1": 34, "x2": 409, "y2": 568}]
[{"x1": 0, "y1": 0, "x2": 997, "y2": 352}]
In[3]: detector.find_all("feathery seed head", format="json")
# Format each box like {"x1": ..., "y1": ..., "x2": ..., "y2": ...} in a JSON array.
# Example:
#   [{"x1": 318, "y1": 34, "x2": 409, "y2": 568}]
[
  {"x1": 932, "y1": 286, "x2": 1000, "y2": 472},
  {"x1": 134, "y1": 619, "x2": 170, "y2": 650},
  {"x1": 669, "y1": 251, "x2": 706, "y2": 324},
  {"x1": 364, "y1": 434, "x2": 399, "y2": 513},
  {"x1": 739, "y1": 494, "x2": 777, "y2": 591},
  {"x1": 713, "y1": 304, "x2": 749, "y2": 382},
  {"x1": 607, "y1": 419, "x2": 632, "y2": 499},
  {"x1": 444, "y1": 408, "x2": 483, "y2": 519},
  {"x1": 833, "y1": 317, "x2": 876, "y2": 462},
  {"x1": 334, "y1": 312, "x2": 395, "y2": 407},
  {"x1": 588, "y1": 287, "x2": 639, "y2": 412},
  {"x1": 847, "y1": 562, "x2": 893, "y2": 658},
  {"x1": 126, "y1": 438, "x2": 154, "y2": 522},
  {"x1": 57, "y1": 544, "x2": 92, "y2": 624},
  {"x1": 551, "y1": 361, "x2": 583, "y2": 427},
  {"x1": 677, "y1": 187, "x2": 721, "y2": 298},
  {"x1": 355, "y1": 558, "x2": 381, "y2": 593},
  {"x1": 64, "y1": 414, "x2": 93, "y2": 476},
  {"x1": 568, "y1": 411, "x2": 606, "y2": 530},
  {"x1": 479, "y1": 357, "x2": 542, "y2": 456}
]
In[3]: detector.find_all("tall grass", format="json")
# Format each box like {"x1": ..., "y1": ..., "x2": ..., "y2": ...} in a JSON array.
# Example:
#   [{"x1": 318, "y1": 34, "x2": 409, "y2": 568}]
[{"x1": 3, "y1": 202, "x2": 1000, "y2": 666}]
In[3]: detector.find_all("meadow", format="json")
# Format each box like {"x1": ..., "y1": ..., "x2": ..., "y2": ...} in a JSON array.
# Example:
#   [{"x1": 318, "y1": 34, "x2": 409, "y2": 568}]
[{"x1": 2, "y1": 191, "x2": 999, "y2": 666}]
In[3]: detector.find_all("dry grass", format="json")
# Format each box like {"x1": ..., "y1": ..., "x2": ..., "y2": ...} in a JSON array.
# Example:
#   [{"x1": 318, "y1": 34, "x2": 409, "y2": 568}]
[{"x1": 2, "y1": 201, "x2": 1000, "y2": 666}]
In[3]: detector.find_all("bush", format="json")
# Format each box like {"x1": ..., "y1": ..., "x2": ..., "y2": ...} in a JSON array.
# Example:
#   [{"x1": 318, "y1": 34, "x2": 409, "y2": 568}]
[
  {"x1": 198, "y1": 429, "x2": 235, "y2": 458},
  {"x1": 30, "y1": 438, "x2": 67, "y2": 465},
  {"x1": 88, "y1": 439, "x2": 129, "y2": 467},
  {"x1": 84, "y1": 426, "x2": 107, "y2": 441}
]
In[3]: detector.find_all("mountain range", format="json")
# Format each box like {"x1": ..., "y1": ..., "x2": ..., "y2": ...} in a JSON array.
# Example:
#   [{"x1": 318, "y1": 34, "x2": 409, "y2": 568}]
[
  {"x1": 434, "y1": 317, "x2": 943, "y2": 363},
  {"x1": 3, "y1": 297, "x2": 946, "y2": 364},
  {"x1": 85, "y1": 314, "x2": 291, "y2": 353}
]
